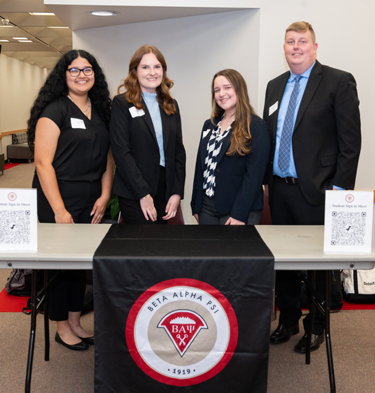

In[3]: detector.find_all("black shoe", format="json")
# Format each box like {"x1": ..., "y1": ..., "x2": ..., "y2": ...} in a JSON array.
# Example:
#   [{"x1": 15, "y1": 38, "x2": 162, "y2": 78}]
[
  {"x1": 55, "y1": 332, "x2": 89, "y2": 351},
  {"x1": 270, "y1": 322, "x2": 299, "y2": 344},
  {"x1": 294, "y1": 333, "x2": 324, "y2": 354},
  {"x1": 78, "y1": 335, "x2": 94, "y2": 345}
]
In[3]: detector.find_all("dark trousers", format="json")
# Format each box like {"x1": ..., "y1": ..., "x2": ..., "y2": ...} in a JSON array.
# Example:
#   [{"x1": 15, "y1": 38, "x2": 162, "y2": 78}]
[
  {"x1": 270, "y1": 175, "x2": 326, "y2": 334},
  {"x1": 119, "y1": 166, "x2": 168, "y2": 225},
  {"x1": 34, "y1": 174, "x2": 101, "y2": 321},
  {"x1": 198, "y1": 193, "x2": 262, "y2": 225}
]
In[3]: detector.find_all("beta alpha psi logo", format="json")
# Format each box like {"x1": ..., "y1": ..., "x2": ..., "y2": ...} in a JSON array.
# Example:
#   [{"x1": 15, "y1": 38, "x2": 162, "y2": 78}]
[
  {"x1": 157, "y1": 310, "x2": 208, "y2": 357},
  {"x1": 126, "y1": 279, "x2": 238, "y2": 386}
]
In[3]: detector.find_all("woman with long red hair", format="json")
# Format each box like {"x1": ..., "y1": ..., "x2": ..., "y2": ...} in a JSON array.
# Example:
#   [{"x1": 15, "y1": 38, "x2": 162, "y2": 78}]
[{"x1": 110, "y1": 45, "x2": 186, "y2": 224}]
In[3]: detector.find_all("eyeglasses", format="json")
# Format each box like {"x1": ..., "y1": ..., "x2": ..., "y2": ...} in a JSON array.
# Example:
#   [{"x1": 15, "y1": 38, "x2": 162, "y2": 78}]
[{"x1": 67, "y1": 67, "x2": 94, "y2": 77}]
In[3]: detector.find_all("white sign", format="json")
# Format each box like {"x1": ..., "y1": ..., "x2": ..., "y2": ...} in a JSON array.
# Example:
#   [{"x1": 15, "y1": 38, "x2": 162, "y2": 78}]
[
  {"x1": 324, "y1": 191, "x2": 373, "y2": 253},
  {"x1": 0, "y1": 189, "x2": 38, "y2": 251}
]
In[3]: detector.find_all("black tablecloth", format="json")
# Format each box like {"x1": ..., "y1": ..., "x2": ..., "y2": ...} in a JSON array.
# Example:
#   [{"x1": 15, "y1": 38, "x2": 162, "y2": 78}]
[{"x1": 93, "y1": 225, "x2": 274, "y2": 393}]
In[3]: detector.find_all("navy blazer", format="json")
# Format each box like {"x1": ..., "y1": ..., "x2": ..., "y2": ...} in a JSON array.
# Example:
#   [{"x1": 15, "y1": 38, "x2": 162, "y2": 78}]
[
  {"x1": 263, "y1": 61, "x2": 361, "y2": 205},
  {"x1": 110, "y1": 94, "x2": 186, "y2": 201},
  {"x1": 191, "y1": 114, "x2": 270, "y2": 223}
]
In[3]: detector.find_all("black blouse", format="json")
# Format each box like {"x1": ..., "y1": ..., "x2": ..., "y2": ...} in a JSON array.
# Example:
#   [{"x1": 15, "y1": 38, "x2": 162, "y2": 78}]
[{"x1": 40, "y1": 96, "x2": 109, "y2": 181}]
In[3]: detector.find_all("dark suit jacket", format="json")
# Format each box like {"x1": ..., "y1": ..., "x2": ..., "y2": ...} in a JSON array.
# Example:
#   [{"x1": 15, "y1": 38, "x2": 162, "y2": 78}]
[
  {"x1": 263, "y1": 61, "x2": 361, "y2": 205},
  {"x1": 110, "y1": 94, "x2": 186, "y2": 201},
  {"x1": 191, "y1": 115, "x2": 270, "y2": 223}
]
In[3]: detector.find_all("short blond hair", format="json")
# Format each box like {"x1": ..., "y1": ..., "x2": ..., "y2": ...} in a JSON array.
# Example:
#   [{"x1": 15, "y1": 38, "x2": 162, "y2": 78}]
[{"x1": 286, "y1": 21, "x2": 316, "y2": 43}]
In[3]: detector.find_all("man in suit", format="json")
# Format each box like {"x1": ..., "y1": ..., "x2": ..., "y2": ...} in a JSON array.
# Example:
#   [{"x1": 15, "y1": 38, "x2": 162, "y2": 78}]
[{"x1": 263, "y1": 21, "x2": 361, "y2": 353}]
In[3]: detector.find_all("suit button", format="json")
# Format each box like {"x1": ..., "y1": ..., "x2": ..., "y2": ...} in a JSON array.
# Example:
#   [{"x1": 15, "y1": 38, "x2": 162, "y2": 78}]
[{"x1": 216, "y1": 168, "x2": 220, "y2": 172}]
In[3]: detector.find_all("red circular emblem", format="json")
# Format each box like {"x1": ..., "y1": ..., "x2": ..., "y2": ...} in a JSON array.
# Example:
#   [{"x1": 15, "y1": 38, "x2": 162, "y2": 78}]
[
  {"x1": 126, "y1": 278, "x2": 238, "y2": 386},
  {"x1": 345, "y1": 194, "x2": 354, "y2": 203},
  {"x1": 8, "y1": 192, "x2": 17, "y2": 201}
]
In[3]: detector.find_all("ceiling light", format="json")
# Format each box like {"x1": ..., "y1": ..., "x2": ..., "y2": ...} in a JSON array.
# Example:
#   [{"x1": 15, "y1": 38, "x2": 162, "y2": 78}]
[
  {"x1": 89, "y1": 11, "x2": 119, "y2": 17},
  {"x1": 18, "y1": 40, "x2": 33, "y2": 43},
  {"x1": 29, "y1": 12, "x2": 55, "y2": 16},
  {"x1": 13, "y1": 37, "x2": 28, "y2": 40},
  {"x1": 47, "y1": 26, "x2": 69, "y2": 29},
  {"x1": 0, "y1": 39, "x2": 9, "y2": 42}
]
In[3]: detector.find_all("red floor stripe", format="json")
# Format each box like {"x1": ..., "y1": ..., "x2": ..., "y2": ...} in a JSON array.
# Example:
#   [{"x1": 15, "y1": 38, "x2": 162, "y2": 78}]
[
  {"x1": 4, "y1": 163, "x2": 21, "y2": 170},
  {"x1": 0, "y1": 288, "x2": 28, "y2": 312},
  {"x1": 1, "y1": 286, "x2": 375, "y2": 313}
]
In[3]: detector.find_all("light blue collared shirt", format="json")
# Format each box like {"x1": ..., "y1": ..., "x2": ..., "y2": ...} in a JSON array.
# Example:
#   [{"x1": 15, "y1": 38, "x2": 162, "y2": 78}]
[
  {"x1": 143, "y1": 92, "x2": 165, "y2": 167},
  {"x1": 273, "y1": 61, "x2": 315, "y2": 178}
]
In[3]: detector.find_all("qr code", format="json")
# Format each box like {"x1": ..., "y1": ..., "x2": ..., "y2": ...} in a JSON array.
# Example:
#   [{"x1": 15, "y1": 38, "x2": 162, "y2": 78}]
[
  {"x1": 330, "y1": 211, "x2": 366, "y2": 246},
  {"x1": 0, "y1": 210, "x2": 31, "y2": 244}
]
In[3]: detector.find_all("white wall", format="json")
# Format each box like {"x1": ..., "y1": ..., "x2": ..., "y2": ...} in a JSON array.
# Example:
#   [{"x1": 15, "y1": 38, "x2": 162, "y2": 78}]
[
  {"x1": 74, "y1": 10, "x2": 260, "y2": 223},
  {"x1": 0, "y1": 54, "x2": 47, "y2": 159},
  {"x1": 0, "y1": 55, "x2": 48, "y2": 134}
]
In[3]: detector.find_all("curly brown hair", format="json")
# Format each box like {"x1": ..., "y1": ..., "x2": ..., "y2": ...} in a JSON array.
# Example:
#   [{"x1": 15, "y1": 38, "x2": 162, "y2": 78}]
[
  {"x1": 211, "y1": 69, "x2": 256, "y2": 156},
  {"x1": 117, "y1": 45, "x2": 176, "y2": 115}
]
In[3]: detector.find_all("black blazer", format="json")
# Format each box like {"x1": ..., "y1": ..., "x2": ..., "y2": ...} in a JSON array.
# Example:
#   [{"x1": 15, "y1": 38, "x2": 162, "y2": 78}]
[
  {"x1": 263, "y1": 61, "x2": 361, "y2": 205},
  {"x1": 110, "y1": 94, "x2": 186, "y2": 201},
  {"x1": 191, "y1": 115, "x2": 270, "y2": 223}
]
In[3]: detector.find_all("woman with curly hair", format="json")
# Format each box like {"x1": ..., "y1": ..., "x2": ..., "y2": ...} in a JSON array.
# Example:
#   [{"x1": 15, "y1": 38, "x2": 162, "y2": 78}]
[
  {"x1": 110, "y1": 45, "x2": 186, "y2": 224},
  {"x1": 28, "y1": 49, "x2": 113, "y2": 350},
  {"x1": 191, "y1": 69, "x2": 270, "y2": 225}
]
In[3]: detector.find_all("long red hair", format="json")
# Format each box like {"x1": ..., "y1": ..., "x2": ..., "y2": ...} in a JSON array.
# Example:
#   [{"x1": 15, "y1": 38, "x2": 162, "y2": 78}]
[{"x1": 117, "y1": 45, "x2": 176, "y2": 115}]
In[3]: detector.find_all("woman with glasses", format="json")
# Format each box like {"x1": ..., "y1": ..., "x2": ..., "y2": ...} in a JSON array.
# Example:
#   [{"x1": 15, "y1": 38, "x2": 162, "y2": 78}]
[
  {"x1": 27, "y1": 49, "x2": 113, "y2": 351},
  {"x1": 110, "y1": 45, "x2": 186, "y2": 224},
  {"x1": 191, "y1": 69, "x2": 270, "y2": 225}
]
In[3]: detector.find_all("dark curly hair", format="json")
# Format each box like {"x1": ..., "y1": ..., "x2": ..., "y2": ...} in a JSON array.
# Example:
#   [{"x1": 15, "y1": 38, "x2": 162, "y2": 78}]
[{"x1": 27, "y1": 49, "x2": 111, "y2": 151}]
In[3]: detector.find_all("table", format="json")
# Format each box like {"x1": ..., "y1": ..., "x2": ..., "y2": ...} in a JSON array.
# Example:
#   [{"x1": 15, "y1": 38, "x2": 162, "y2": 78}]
[
  {"x1": 1, "y1": 223, "x2": 374, "y2": 393},
  {"x1": 2, "y1": 224, "x2": 373, "y2": 271}
]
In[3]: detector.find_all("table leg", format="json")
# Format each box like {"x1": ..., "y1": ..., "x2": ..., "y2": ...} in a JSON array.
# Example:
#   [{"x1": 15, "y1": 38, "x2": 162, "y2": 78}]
[
  {"x1": 306, "y1": 270, "x2": 316, "y2": 365},
  {"x1": 44, "y1": 271, "x2": 50, "y2": 361},
  {"x1": 325, "y1": 270, "x2": 336, "y2": 393},
  {"x1": 25, "y1": 270, "x2": 38, "y2": 393}
]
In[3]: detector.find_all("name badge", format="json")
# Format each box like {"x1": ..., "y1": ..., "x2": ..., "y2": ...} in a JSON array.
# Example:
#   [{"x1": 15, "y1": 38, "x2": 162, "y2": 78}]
[
  {"x1": 129, "y1": 106, "x2": 145, "y2": 118},
  {"x1": 70, "y1": 118, "x2": 86, "y2": 129},
  {"x1": 269, "y1": 101, "x2": 278, "y2": 116}
]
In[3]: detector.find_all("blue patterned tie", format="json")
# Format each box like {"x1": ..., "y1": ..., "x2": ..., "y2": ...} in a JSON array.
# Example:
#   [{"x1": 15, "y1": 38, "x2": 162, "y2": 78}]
[{"x1": 278, "y1": 75, "x2": 301, "y2": 171}]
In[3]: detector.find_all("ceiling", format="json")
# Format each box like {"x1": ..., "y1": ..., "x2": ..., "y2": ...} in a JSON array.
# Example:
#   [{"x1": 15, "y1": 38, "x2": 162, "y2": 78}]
[
  {"x1": 0, "y1": 0, "x2": 249, "y2": 70},
  {"x1": 46, "y1": 3, "x2": 248, "y2": 31},
  {"x1": 0, "y1": 0, "x2": 72, "y2": 69}
]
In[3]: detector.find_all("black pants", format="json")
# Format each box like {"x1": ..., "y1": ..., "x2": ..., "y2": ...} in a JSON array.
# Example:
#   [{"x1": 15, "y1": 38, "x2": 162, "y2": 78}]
[
  {"x1": 198, "y1": 193, "x2": 262, "y2": 225},
  {"x1": 119, "y1": 166, "x2": 168, "y2": 225},
  {"x1": 270, "y1": 175, "x2": 326, "y2": 334},
  {"x1": 34, "y1": 174, "x2": 101, "y2": 321}
]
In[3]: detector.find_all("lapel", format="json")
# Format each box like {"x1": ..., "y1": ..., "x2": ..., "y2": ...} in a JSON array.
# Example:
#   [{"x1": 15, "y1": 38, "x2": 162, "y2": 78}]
[
  {"x1": 141, "y1": 102, "x2": 158, "y2": 146},
  {"x1": 294, "y1": 61, "x2": 322, "y2": 131},
  {"x1": 199, "y1": 121, "x2": 216, "y2": 168},
  {"x1": 271, "y1": 73, "x2": 289, "y2": 139},
  {"x1": 160, "y1": 108, "x2": 170, "y2": 153}
]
